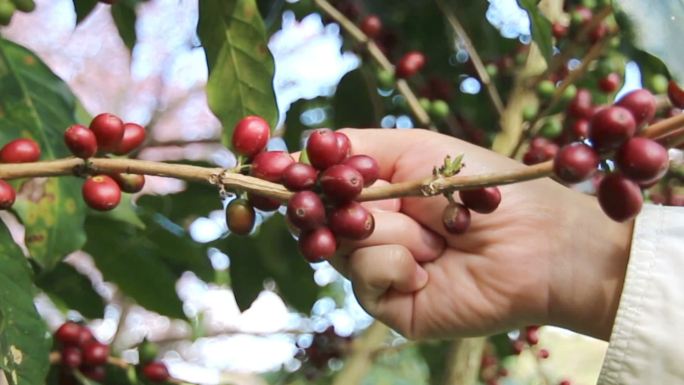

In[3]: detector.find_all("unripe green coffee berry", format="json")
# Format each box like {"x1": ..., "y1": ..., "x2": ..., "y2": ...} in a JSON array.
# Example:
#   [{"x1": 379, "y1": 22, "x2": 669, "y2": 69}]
[
  {"x1": 647, "y1": 74, "x2": 669, "y2": 94},
  {"x1": 537, "y1": 80, "x2": 556, "y2": 100},
  {"x1": 522, "y1": 105, "x2": 539, "y2": 121},
  {"x1": 11, "y1": 0, "x2": 34, "y2": 12},
  {"x1": 560, "y1": 84, "x2": 578, "y2": 104},
  {"x1": 0, "y1": 0, "x2": 16, "y2": 25},
  {"x1": 376, "y1": 69, "x2": 395, "y2": 89},
  {"x1": 429, "y1": 100, "x2": 450, "y2": 120},
  {"x1": 418, "y1": 97, "x2": 431, "y2": 112},
  {"x1": 485, "y1": 63, "x2": 498, "y2": 78},
  {"x1": 138, "y1": 340, "x2": 159, "y2": 363},
  {"x1": 539, "y1": 119, "x2": 563, "y2": 139}
]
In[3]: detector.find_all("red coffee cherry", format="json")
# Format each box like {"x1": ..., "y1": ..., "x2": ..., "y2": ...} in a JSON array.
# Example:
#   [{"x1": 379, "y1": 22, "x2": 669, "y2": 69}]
[
  {"x1": 225, "y1": 198, "x2": 256, "y2": 236},
  {"x1": 553, "y1": 143, "x2": 599, "y2": 183},
  {"x1": 250, "y1": 151, "x2": 295, "y2": 182},
  {"x1": 114, "y1": 123, "x2": 146, "y2": 155},
  {"x1": 247, "y1": 193, "x2": 281, "y2": 212},
  {"x1": 320, "y1": 164, "x2": 364, "y2": 202},
  {"x1": 615, "y1": 89, "x2": 657, "y2": 128},
  {"x1": 598, "y1": 73, "x2": 621, "y2": 93},
  {"x1": 668, "y1": 80, "x2": 684, "y2": 109},
  {"x1": 282, "y1": 163, "x2": 318, "y2": 191},
  {"x1": 61, "y1": 347, "x2": 82, "y2": 369},
  {"x1": 232, "y1": 116, "x2": 270, "y2": 158},
  {"x1": 111, "y1": 173, "x2": 145, "y2": 194},
  {"x1": 78, "y1": 327, "x2": 94, "y2": 347},
  {"x1": 442, "y1": 203, "x2": 471, "y2": 234},
  {"x1": 569, "y1": 119, "x2": 590, "y2": 139},
  {"x1": 0, "y1": 138, "x2": 41, "y2": 163},
  {"x1": 307, "y1": 129, "x2": 346, "y2": 170},
  {"x1": 64, "y1": 125, "x2": 98, "y2": 159},
  {"x1": 589, "y1": 106, "x2": 637, "y2": 151},
  {"x1": 615, "y1": 137, "x2": 669, "y2": 183},
  {"x1": 589, "y1": 21, "x2": 608, "y2": 43},
  {"x1": 559, "y1": 380, "x2": 572, "y2": 385},
  {"x1": 328, "y1": 201, "x2": 375, "y2": 240},
  {"x1": 82, "y1": 175, "x2": 122, "y2": 211},
  {"x1": 89, "y1": 113, "x2": 125, "y2": 152},
  {"x1": 298, "y1": 227, "x2": 337, "y2": 263},
  {"x1": 342, "y1": 155, "x2": 379, "y2": 187},
  {"x1": 360, "y1": 15, "x2": 382, "y2": 39},
  {"x1": 80, "y1": 365, "x2": 106, "y2": 382},
  {"x1": 81, "y1": 341, "x2": 109, "y2": 366},
  {"x1": 395, "y1": 51, "x2": 426, "y2": 79},
  {"x1": 598, "y1": 174, "x2": 643, "y2": 222},
  {"x1": 567, "y1": 88, "x2": 593, "y2": 120},
  {"x1": 525, "y1": 325, "x2": 540, "y2": 345},
  {"x1": 458, "y1": 187, "x2": 502, "y2": 214},
  {"x1": 55, "y1": 322, "x2": 84, "y2": 346},
  {"x1": 142, "y1": 361, "x2": 170, "y2": 382},
  {"x1": 551, "y1": 22, "x2": 568, "y2": 39},
  {"x1": 538, "y1": 348, "x2": 550, "y2": 359},
  {"x1": 511, "y1": 340, "x2": 525, "y2": 355},
  {"x1": 287, "y1": 191, "x2": 326, "y2": 231},
  {"x1": 523, "y1": 140, "x2": 558, "y2": 165},
  {"x1": 0, "y1": 180, "x2": 16, "y2": 210},
  {"x1": 336, "y1": 132, "x2": 351, "y2": 159}
]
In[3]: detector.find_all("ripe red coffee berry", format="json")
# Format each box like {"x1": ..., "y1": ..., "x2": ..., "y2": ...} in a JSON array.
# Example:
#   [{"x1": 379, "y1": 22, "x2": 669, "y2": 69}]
[
  {"x1": 142, "y1": 361, "x2": 170, "y2": 382},
  {"x1": 336, "y1": 132, "x2": 351, "y2": 159},
  {"x1": 360, "y1": 15, "x2": 382, "y2": 39},
  {"x1": 525, "y1": 326, "x2": 540, "y2": 345},
  {"x1": 567, "y1": 88, "x2": 593, "y2": 120},
  {"x1": 81, "y1": 341, "x2": 109, "y2": 366},
  {"x1": 538, "y1": 348, "x2": 550, "y2": 359},
  {"x1": 298, "y1": 227, "x2": 337, "y2": 263},
  {"x1": 396, "y1": 51, "x2": 426, "y2": 79},
  {"x1": 114, "y1": 123, "x2": 146, "y2": 155},
  {"x1": 342, "y1": 155, "x2": 379, "y2": 187},
  {"x1": 232, "y1": 116, "x2": 270, "y2": 158},
  {"x1": 64, "y1": 125, "x2": 98, "y2": 158},
  {"x1": 111, "y1": 173, "x2": 145, "y2": 194},
  {"x1": 89, "y1": 113, "x2": 125, "y2": 152},
  {"x1": 61, "y1": 347, "x2": 82, "y2": 369},
  {"x1": 287, "y1": 191, "x2": 326, "y2": 231},
  {"x1": 553, "y1": 143, "x2": 599, "y2": 183},
  {"x1": 615, "y1": 137, "x2": 669, "y2": 183},
  {"x1": 598, "y1": 73, "x2": 621, "y2": 93},
  {"x1": 82, "y1": 175, "x2": 122, "y2": 211},
  {"x1": 282, "y1": 163, "x2": 318, "y2": 191},
  {"x1": 78, "y1": 327, "x2": 94, "y2": 347},
  {"x1": 589, "y1": 106, "x2": 637, "y2": 151},
  {"x1": 598, "y1": 174, "x2": 643, "y2": 222},
  {"x1": 248, "y1": 193, "x2": 281, "y2": 212},
  {"x1": 551, "y1": 22, "x2": 568, "y2": 39},
  {"x1": 616, "y1": 89, "x2": 657, "y2": 128},
  {"x1": 320, "y1": 164, "x2": 364, "y2": 202},
  {"x1": 307, "y1": 129, "x2": 346, "y2": 170},
  {"x1": 668, "y1": 80, "x2": 684, "y2": 109},
  {"x1": 226, "y1": 198, "x2": 256, "y2": 236},
  {"x1": 442, "y1": 203, "x2": 471, "y2": 234},
  {"x1": 569, "y1": 119, "x2": 590, "y2": 139},
  {"x1": 328, "y1": 201, "x2": 375, "y2": 240},
  {"x1": 0, "y1": 180, "x2": 15, "y2": 210},
  {"x1": 80, "y1": 365, "x2": 106, "y2": 382},
  {"x1": 250, "y1": 151, "x2": 295, "y2": 182},
  {"x1": 0, "y1": 138, "x2": 40, "y2": 163},
  {"x1": 458, "y1": 187, "x2": 502, "y2": 214},
  {"x1": 55, "y1": 322, "x2": 83, "y2": 346}
]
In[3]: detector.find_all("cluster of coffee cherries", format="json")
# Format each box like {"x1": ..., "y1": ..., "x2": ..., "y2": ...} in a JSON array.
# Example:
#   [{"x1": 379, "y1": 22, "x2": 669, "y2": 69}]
[
  {"x1": 54, "y1": 321, "x2": 170, "y2": 383},
  {"x1": 225, "y1": 116, "x2": 380, "y2": 262},
  {"x1": 441, "y1": 185, "x2": 502, "y2": 235},
  {"x1": 0, "y1": 136, "x2": 41, "y2": 210},
  {"x1": 0, "y1": 0, "x2": 35, "y2": 26},
  {"x1": 296, "y1": 327, "x2": 351, "y2": 378}
]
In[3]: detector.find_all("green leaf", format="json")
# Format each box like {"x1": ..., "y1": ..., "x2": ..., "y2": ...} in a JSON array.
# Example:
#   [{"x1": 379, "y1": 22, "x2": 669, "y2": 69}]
[
  {"x1": 0, "y1": 38, "x2": 87, "y2": 269},
  {"x1": 198, "y1": 0, "x2": 278, "y2": 147},
  {"x1": 111, "y1": 2, "x2": 137, "y2": 50},
  {"x1": 72, "y1": 0, "x2": 98, "y2": 23},
  {"x1": 362, "y1": 344, "x2": 430, "y2": 385},
  {"x1": 333, "y1": 68, "x2": 382, "y2": 129},
  {"x1": 518, "y1": 0, "x2": 553, "y2": 64},
  {"x1": 36, "y1": 262, "x2": 105, "y2": 319},
  {"x1": 283, "y1": 97, "x2": 331, "y2": 151},
  {"x1": 418, "y1": 341, "x2": 451, "y2": 385},
  {"x1": 0, "y1": 222, "x2": 51, "y2": 385}
]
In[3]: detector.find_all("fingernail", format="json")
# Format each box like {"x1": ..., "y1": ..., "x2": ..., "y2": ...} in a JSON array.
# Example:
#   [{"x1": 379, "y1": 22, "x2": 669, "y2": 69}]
[
  {"x1": 422, "y1": 229, "x2": 445, "y2": 252},
  {"x1": 415, "y1": 266, "x2": 429, "y2": 288}
]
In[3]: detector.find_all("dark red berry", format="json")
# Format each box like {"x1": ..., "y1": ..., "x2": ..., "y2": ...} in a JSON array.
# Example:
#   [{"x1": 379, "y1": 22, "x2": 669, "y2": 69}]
[
  {"x1": 668, "y1": 81, "x2": 684, "y2": 109},
  {"x1": 552, "y1": 22, "x2": 568, "y2": 39},
  {"x1": 512, "y1": 340, "x2": 525, "y2": 355},
  {"x1": 55, "y1": 322, "x2": 83, "y2": 346},
  {"x1": 525, "y1": 326, "x2": 540, "y2": 345},
  {"x1": 328, "y1": 201, "x2": 375, "y2": 240},
  {"x1": 559, "y1": 380, "x2": 572, "y2": 385},
  {"x1": 226, "y1": 198, "x2": 256, "y2": 236},
  {"x1": 598, "y1": 174, "x2": 643, "y2": 222},
  {"x1": 307, "y1": 129, "x2": 346, "y2": 170},
  {"x1": 360, "y1": 15, "x2": 382, "y2": 39},
  {"x1": 89, "y1": 113, "x2": 124, "y2": 152},
  {"x1": 114, "y1": 123, "x2": 146, "y2": 155},
  {"x1": 287, "y1": 191, "x2": 326, "y2": 231},
  {"x1": 589, "y1": 106, "x2": 637, "y2": 151},
  {"x1": 538, "y1": 348, "x2": 550, "y2": 359},
  {"x1": 442, "y1": 203, "x2": 471, "y2": 234},
  {"x1": 64, "y1": 125, "x2": 98, "y2": 159},
  {"x1": 342, "y1": 155, "x2": 379, "y2": 187},
  {"x1": 142, "y1": 361, "x2": 170, "y2": 382},
  {"x1": 569, "y1": 119, "x2": 590, "y2": 139},
  {"x1": 81, "y1": 341, "x2": 109, "y2": 366},
  {"x1": 298, "y1": 227, "x2": 337, "y2": 263},
  {"x1": 598, "y1": 73, "x2": 621, "y2": 93},
  {"x1": 336, "y1": 132, "x2": 351, "y2": 159},
  {"x1": 80, "y1": 365, "x2": 106, "y2": 382},
  {"x1": 111, "y1": 173, "x2": 145, "y2": 194},
  {"x1": 0, "y1": 138, "x2": 40, "y2": 163},
  {"x1": 320, "y1": 164, "x2": 364, "y2": 202},
  {"x1": 250, "y1": 151, "x2": 295, "y2": 182},
  {"x1": 615, "y1": 137, "x2": 669, "y2": 183},
  {"x1": 567, "y1": 88, "x2": 593, "y2": 120},
  {"x1": 523, "y1": 141, "x2": 558, "y2": 165},
  {"x1": 232, "y1": 116, "x2": 270, "y2": 158},
  {"x1": 553, "y1": 143, "x2": 599, "y2": 183},
  {"x1": 282, "y1": 163, "x2": 318, "y2": 191},
  {"x1": 247, "y1": 193, "x2": 281, "y2": 212},
  {"x1": 78, "y1": 327, "x2": 94, "y2": 347},
  {"x1": 0, "y1": 180, "x2": 15, "y2": 210},
  {"x1": 589, "y1": 22, "x2": 608, "y2": 43},
  {"x1": 61, "y1": 347, "x2": 82, "y2": 369},
  {"x1": 459, "y1": 187, "x2": 502, "y2": 214},
  {"x1": 616, "y1": 89, "x2": 657, "y2": 128},
  {"x1": 395, "y1": 51, "x2": 426, "y2": 79},
  {"x1": 82, "y1": 175, "x2": 122, "y2": 211}
]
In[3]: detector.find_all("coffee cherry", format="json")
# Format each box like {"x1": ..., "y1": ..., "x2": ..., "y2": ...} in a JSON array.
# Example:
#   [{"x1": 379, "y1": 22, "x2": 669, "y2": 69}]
[
  {"x1": 250, "y1": 151, "x2": 295, "y2": 182},
  {"x1": 667, "y1": 80, "x2": 684, "y2": 109},
  {"x1": 525, "y1": 325, "x2": 540, "y2": 345},
  {"x1": 553, "y1": 143, "x2": 599, "y2": 183},
  {"x1": 552, "y1": 22, "x2": 568, "y2": 39},
  {"x1": 0, "y1": 138, "x2": 40, "y2": 163},
  {"x1": 360, "y1": 15, "x2": 382, "y2": 39},
  {"x1": 429, "y1": 100, "x2": 450, "y2": 120},
  {"x1": 78, "y1": 327, "x2": 94, "y2": 347},
  {"x1": 226, "y1": 198, "x2": 256, "y2": 236},
  {"x1": 61, "y1": 347, "x2": 82, "y2": 369},
  {"x1": 55, "y1": 322, "x2": 83, "y2": 346},
  {"x1": 64, "y1": 125, "x2": 98, "y2": 159},
  {"x1": 442, "y1": 203, "x2": 470, "y2": 234},
  {"x1": 307, "y1": 129, "x2": 345, "y2": 170},
  {"x1": 287, "y1": 191, "x2": 326, "y2": 231},
  {"x1": 395, "y1": 51, "x2": 426, "y2": 79},
  {"x1": 376, "y1": 69, "x2": 395, "y2": 89},
  {"x1": 598, "y1": 174, "x2": 643, "y2": 222},
  {"x1": 589, "y1": 21, "x2": 608, "y2": 43},
  {"x1": 298, "y1": 227, "x2": 337, "y2": 263},
  {"x1": 538, "y1": 348, "x2": 550, "y2": 359},
  {"x1": 342, "y1": 155, "x2": 379, "y2": 187},
  {"x1": 80, "y1": 365, "x2": 106, "y2": 382},
  {"x1": 559, "y1": 381, "x2": 572, "y2": 385},
  {"x1": 114, "y1": 123, "x2": 146, "y2": 155},
  {"x1": 111, "y1": 173, "x2": 145, "y2": 194},
  {"x1": 89, "y1": 113, "x2": 124, "y2": 152},
  {"x1": 511, "y1": 340, "x2": 525, "y2": 355},
  {"x1": 523, "y1": 139, "x2": 558, "y2": 165},
  {"x1": 0, "y1": 1, "x2": 15, "y2": 25},
  {"x1": 82, "y1": 175, "x2": 122, "y2": 211},
  {"x1": 12, "y1": 0, "x2": 35, "y2": 12},
  {"x1": 283, "y1": 163, "x2": 318, "y2": 191},
  {"x1": 569, "y1": 119, "x2": 590, "y2": 139},
  {"x1": 81, "y1": 341, "x2": 109, "y2": 366},
  {"x1": 598, "y1": 73, "x2": 621, "y2": 93},
  {"x1": 459, "y1": 187, "x2": 501, "y2": 214},
  {"x1": 232, "y1": 116, "x2": 270, "y2": 158},
  {"x1": 615, "y1": 137, "x2": 669, "y2": 183},
  {"x1": 247, "y1": 193, "x2": 281, "y2": 212},
  {"x1": 336, "y1": 132, "x2": 351, "y2": 158},
  {"x1": 142, "y1": 361, "x2": 170, "y2": 382},
  {"x1": 615, "y1": 89, "x2": 657, "y2": 128},
  {"x1": 138, "y1": 341, "x2": 159, "y2": 364},
  {"x1": 0, "y1": 180, "x2": 15, "y2": 210},
  {"x1": 539, "y1": 119, "x2": 562, "y2": 139},
  {"x1": 320, "y1": 164, "x2": 364, "y2": 202},
  {"x1": 567, "y1": 88, "x2": 593, "y2": 119},
  {"x1": 537, "y1": 80, "x2": 555, "y2": 100},
  {"x1": 328, "y1": 201, "x2": 375, "y2": 240},
  {"x1": 589, "y1": 106, "x2": 637, "y2": 151}
]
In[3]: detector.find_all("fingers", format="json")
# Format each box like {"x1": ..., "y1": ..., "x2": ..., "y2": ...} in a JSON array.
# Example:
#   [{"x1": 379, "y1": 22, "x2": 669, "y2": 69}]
[{"x1": 360, "y1": 179, "x2": 400, "y2": 212}]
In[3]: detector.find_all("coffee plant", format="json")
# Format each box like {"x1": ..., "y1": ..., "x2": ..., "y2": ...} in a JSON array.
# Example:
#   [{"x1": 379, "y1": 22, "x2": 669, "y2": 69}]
[{"x1": 0, "y1": 0, "x2": 682, "y2": 384}]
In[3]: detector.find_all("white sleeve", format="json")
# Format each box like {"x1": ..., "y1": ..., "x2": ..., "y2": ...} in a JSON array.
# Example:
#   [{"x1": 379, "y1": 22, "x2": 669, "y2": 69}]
[{"x1": 598, "y1": 204, "x2": 684, "y2": 385}]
